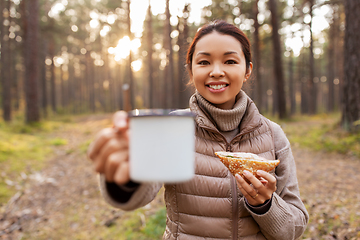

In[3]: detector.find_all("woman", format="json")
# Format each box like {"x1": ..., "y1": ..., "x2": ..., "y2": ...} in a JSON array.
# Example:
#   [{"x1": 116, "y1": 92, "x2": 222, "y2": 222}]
[{"x1": 88, "y1": 20, "x2": 308, "y2": 239}]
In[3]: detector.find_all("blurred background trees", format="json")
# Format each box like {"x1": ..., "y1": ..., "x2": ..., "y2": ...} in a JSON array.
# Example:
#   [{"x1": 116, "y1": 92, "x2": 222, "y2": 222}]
[{"x1": 1, "y1": 0, "x2": 358, "y2": 132}]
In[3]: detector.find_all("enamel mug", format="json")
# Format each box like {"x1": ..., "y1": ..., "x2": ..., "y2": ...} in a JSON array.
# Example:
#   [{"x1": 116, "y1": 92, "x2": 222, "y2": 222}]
[{"x1": 129, "y1": 109, "x2": 195, "y2": 183}]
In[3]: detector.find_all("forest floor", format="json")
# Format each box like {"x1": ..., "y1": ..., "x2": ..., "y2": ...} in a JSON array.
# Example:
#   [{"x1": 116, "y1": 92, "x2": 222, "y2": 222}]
[{"x1": 1, "y1": 114, "x2": 360, "y2": 240}]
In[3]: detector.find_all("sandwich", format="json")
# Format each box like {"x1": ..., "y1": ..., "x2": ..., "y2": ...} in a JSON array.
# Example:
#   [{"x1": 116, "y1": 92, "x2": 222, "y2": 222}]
[{"x1": 214, "y1": 151, "x2": 280, "y2": 183}]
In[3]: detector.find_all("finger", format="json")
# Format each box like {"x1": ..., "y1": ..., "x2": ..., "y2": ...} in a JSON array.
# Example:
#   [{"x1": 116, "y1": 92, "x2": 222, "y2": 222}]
[
  {"x1": 113, "y1": 111, "x2": 129, "y2": 133},
  {"x1": 235, "y1": 173, "x2": 258, "y2": 198},
  {"x1": 243, "y1": 170, "x2": 263, "y2": 189},
  {"x1": 236, "y1": 174, "x2": 266, "y2": 206},
  {"x1": 104, "y1": 151, "x2": 129, "y2": 182},
  {"x1": 88, "y1": 128, "x2": 115, "y2": 160},
  {"x1": 94, "y1": 137, "x2": 128, "y2": 173},
  {"x1": 260, "y1": 178, "x2": 268, "y2": 185},
  {"x1": 256, "y1": 170, "x2": 277, "y2": 190},
  {"x1": 114, "y1": 161, "x2": 130, "y2": 185}
]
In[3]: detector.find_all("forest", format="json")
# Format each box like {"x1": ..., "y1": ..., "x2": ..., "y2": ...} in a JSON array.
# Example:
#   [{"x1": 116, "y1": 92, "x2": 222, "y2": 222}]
[
  {"x1": 0, "y1": 0, "x2": 359, "y2": 132},
  {"x1": 1, "y1": 0, "x2": 360, "y2": 239}
]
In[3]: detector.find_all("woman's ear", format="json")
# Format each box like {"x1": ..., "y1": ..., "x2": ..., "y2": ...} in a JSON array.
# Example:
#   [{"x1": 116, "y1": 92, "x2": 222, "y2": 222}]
[{"x1": 244, "y1": 62, "x2": 253, "y2": 81}]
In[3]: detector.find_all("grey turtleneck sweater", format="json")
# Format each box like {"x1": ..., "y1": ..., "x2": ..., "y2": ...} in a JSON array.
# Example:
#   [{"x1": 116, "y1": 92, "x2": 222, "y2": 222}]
[{"x1": 194, "y1": 91, "x2": 246, "y2": 142}]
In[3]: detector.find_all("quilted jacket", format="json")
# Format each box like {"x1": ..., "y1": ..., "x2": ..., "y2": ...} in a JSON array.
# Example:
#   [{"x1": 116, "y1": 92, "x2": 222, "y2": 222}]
[{"x1": 99, "y1": 92, "x2": 309, "y2": 240}]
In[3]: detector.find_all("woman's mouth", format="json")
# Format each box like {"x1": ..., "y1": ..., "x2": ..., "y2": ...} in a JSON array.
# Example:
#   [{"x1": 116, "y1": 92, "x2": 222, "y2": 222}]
[{"x1": 207, "y1": 84, "x2": 228, "y2": 92}]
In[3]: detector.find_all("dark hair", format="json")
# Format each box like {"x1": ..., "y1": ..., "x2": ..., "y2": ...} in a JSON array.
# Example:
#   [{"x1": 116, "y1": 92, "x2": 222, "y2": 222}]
[{"x1": 186, "y1": 20, "x2": 252, "y2": 73}]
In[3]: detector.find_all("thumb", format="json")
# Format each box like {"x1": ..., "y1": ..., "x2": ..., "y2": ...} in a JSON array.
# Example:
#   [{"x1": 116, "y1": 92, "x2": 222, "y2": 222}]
[{"x1": 113, "y1": 111, "x2": 129, "y2": 132}]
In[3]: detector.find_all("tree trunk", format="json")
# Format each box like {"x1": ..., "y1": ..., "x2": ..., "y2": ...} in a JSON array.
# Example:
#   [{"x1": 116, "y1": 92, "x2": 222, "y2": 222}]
[
  {"x1": 48, "y1": 35, "x2": 56, "y2": 113},
  {"x1": 86, "y1": 51, "x2": 95, "y2": 112},
  {"x1": 342, "y1": 0, "x2": 360, "y2": 132},
  {"x1": 146, "y1": 2, "x2": 154, "y2": 108},
  {"x1": 268, "y1": 0, "x2": 287, "y2": 119},
  {"x1": 179, "y1": 4, "x2": 192, "y2": 108},
  {"x1": 289, "y1": 51, "x2": 296, "y2": 115},
  {"x1": 126, "y1": 0, "x2": 134, "y2": 109},
  {"x1": 308, "y1": 0, "x2": 316, "y2": 114},
  {"x1": 252, "y1": 0, "x2": 263, "y2": 112},
  {"x1": 60, "y1": 65, "x2": 65, "y2": 109},
  {"x1": 300, "y1": 53, "x2": 308, "y2": 114},
  {"x1": 68, "y1": 60, "x2": 75, "y2": 113},
  {"x1": 13, "y1": 57, "x2": 20, "y2": 111},
  {"x1": 40, "y1": 39, "x2": 48, "y2": 117},
  {"x1": 164, "y1": 0, "x2": 174, "y2": 108},
  {"x1": 327, "y1": 6, "x2": 337, "y2": 112},
  {"x1": 24, "y1": 0, "x2": 40, "y2": 122},
  {"x1": 1, "y1": 0, "x2": 12, "y2": 121}
]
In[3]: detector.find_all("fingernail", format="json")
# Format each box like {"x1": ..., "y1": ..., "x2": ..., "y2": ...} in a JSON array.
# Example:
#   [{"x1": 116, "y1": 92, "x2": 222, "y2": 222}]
[
  {"x1": 235, "y1": 173, "x2": 240, "y2": 179},
  {"x1": 243, "y1": 170, "x2": 249, "y2": 175}
]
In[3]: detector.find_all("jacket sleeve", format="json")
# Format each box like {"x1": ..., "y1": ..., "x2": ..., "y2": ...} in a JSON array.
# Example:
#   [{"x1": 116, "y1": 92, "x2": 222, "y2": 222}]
[
  {"x1": 98, "y1": 174, "x2": 162, "y2": 211},
  {"x1": 245, "y1": 121, "x2": 309, "y2": 240}
]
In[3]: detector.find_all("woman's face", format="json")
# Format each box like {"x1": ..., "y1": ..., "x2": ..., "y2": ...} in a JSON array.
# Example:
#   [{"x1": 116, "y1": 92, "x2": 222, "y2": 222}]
[{"x1": 190, "y1": 31, "x2": 252, "y2": 110}]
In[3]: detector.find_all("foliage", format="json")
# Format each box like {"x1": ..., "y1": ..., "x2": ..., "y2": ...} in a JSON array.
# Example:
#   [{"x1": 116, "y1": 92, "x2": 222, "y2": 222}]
[
  {"x1": 116, "y1": 207, "x2": 166, "y2": 240},
  {"x1": 0, "y1": 116, "x2": 69, "y2": 204},
  {"x1": 279, "y1": 113, "x2": 360, "y2": 158}
]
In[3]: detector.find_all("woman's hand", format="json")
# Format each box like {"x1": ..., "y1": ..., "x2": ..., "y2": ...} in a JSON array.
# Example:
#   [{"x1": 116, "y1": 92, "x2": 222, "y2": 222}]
[
  {"x1": 87, "y1": 111, "x2": 130, "y2": 185},
  {"x1": 235, "y1": 170, "x2": 277, "y2": 206}
]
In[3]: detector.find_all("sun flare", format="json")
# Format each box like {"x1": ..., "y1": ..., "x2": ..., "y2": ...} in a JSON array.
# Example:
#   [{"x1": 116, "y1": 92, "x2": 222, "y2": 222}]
[{"x1": 108, "y1": 36, "x2": 142, "y2": 62}]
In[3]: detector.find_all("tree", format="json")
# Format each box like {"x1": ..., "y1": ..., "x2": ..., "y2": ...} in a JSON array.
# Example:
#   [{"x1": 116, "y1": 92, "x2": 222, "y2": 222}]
[
  {"x1": 1, "y1": 0, "x2": 12, "y2": 121},
  {"x1": 177, "y1": 4, "x2": 192, "y2": 109},
  {"x1": 48, "y1": 34, "x2": 57, "y2": 113},
  {"x1": 308, "y1": 0, "x2": 316, "y2": 114},
  {"x1": 327, "y1": 6, "x2": 336, "y2": 112},
  {"x1": 23, "y1": 0, "x2": 40, "y2": 122},
  {"x1": 145, "y1": 2, "x2": 154, "y2": 108},
  {"x1": 164, "y1": 0, "x2": 174, "y2": 108},
  {"x1": 252, "y1": 0, "x2": 263, "y2": 112},
  {"x1": 268, "y1": 0, "x2": 287, "y2": 119},
  {"x1": 342, "y1": 0, "x2": 360, "y2": 132},
  {"x1": 126, "y1": 0, "x2": 134, "y2": 110}
]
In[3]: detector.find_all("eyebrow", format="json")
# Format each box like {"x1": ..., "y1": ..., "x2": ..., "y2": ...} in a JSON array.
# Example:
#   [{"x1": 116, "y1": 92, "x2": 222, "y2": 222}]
[{"x1": 196, "y1": 51, "x2": 239, "y2": 56}]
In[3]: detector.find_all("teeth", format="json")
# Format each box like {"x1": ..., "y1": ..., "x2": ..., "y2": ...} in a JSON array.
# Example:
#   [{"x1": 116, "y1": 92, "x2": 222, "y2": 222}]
[{"x1": 209, "y1": 84, "x2": 226, "y2": 90}]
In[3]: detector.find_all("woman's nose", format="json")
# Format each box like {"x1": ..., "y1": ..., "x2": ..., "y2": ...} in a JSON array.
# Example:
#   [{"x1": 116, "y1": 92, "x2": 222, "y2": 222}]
[{"x1": 209, "y1": 64, "x2": 225, "y2": 78}]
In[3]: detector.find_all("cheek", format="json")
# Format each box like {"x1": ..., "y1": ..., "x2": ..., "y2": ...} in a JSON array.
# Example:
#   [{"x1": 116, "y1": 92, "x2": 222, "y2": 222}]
[{"x1": 192, "y1": 69, "x2": 205, "y2": 82}]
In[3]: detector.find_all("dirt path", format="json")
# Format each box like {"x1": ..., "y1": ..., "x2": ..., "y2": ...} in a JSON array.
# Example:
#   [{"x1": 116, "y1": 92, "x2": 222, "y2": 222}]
[
  {"x1": 293, "y1": 148, "x2": 360, "y2": 240},
  {"x1": 1, "y1": 115, "x2": 360, "y2": 240}
]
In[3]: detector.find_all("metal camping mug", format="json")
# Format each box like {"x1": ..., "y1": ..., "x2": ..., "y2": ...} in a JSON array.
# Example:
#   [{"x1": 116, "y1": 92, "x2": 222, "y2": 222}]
[{"x1": 128, "y1": 109, "x2": 195, "y2": 183}]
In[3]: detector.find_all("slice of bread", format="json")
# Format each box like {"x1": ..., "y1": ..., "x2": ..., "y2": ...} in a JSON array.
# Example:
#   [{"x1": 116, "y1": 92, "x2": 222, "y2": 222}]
[{"x1": 215, "y1": 151, "x2": 280, "y2": 183}]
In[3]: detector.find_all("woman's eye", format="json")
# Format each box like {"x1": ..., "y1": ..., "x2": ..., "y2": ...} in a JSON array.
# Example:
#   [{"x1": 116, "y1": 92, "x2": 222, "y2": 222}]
[
  {"x1": 198, "y1": 60, "x2": 209, "y2": 65},
  {"x1": 225, "y1": 60, "x2": 237, "y2": 64}
]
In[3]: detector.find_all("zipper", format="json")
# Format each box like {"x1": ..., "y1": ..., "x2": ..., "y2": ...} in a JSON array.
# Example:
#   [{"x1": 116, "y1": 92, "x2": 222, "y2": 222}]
[
  {"x1": 231, "y1": 175, "x2": 238, "y2": 239},
  {"x1": 229, "y1": 122, "x2": 263, "y2": 146},
  {"x1": 198, "y1": 122, "x2": 263, "y2": 240}
]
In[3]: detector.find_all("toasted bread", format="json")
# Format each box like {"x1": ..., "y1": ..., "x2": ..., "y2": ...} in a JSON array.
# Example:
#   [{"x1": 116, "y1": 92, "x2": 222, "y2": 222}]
[{"x1": 214, "y1": 151, "x2": 280, "y2": 183}]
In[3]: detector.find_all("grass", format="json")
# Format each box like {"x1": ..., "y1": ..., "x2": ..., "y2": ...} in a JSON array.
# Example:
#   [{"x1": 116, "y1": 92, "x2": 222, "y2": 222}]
[
  {"x1": 21, "y1": 204, "x2": 167, "y2": 240},
  {"x1": 0, "y1": 115, "x2": 71, "y2": 205},
  {"x1": 275, "y1": 113, "x2": 360, "y2": 158},
  {"x1": 114, "y1": 207, "x2": 166, "y2": 240}
]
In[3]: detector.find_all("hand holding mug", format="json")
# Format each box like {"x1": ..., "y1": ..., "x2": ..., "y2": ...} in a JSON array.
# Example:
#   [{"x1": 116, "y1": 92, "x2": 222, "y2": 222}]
[{"x1": 87, "y1": 111, "x2": 130, "y2": 185}]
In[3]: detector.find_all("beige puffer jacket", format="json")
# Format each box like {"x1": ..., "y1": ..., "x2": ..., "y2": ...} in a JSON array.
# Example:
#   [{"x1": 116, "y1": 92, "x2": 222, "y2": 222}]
[{"x1": 100, "y1": 94, "x2": 308, "y2": 240}]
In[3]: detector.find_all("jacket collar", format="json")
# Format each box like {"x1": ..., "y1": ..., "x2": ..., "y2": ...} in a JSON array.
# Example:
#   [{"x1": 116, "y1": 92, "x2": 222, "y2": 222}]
[{"x1": 189, "y1": 91, "x2": 262, "y2": 135}]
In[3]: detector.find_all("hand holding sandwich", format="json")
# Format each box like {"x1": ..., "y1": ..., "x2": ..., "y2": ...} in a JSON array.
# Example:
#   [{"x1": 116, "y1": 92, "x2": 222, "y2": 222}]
[
  {"x1": 87, "y1": 111, "x2": 130, "y2": 185},
  {"x1": 214, "y1": 151, "x2": 278, "y2": 207},
  {"x1": 235, "y1": 170, "x2": 277, "y2": 207}
]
